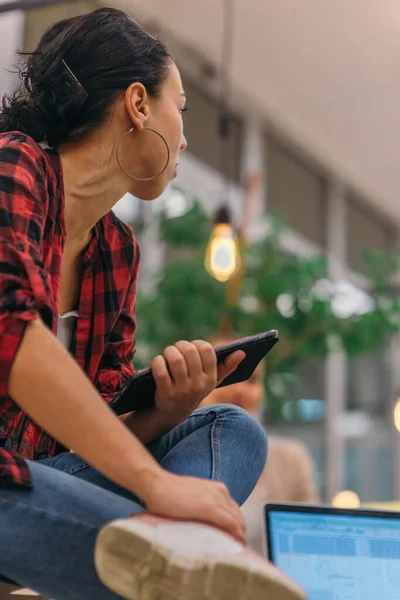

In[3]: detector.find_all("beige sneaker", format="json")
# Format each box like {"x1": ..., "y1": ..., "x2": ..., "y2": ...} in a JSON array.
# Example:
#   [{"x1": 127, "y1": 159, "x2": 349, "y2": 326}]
[{"x1": 95, "y1": 514, "x2": 307, "y2": 600}]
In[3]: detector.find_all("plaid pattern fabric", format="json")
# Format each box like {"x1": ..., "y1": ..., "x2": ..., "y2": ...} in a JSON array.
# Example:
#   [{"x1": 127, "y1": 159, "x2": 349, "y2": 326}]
[{"x1": 0, "y1": 132, "x2": 139, "y2": 489}]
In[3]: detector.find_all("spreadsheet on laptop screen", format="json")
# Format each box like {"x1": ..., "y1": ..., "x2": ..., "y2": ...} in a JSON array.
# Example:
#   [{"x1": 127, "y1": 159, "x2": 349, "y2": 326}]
[{"x1": 268, "y1": 510, "x2": 400, "y2": 600}]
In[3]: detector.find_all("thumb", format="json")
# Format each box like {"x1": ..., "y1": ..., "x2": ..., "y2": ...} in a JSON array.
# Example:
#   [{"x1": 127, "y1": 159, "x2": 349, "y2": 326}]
[{"x1": 217, "y1": 350, "x2": 245, "y2": 385}]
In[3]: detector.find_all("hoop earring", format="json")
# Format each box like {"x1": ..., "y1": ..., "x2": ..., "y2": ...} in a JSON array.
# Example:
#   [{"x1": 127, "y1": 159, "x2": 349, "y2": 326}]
[{"x1": 116, "y1": 126, "x2": 170, "y2": 181}]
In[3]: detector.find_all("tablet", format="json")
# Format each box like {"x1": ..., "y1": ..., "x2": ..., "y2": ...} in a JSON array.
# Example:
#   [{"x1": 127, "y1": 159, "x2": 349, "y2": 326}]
[{"x1": 111, "y1": 329, "x2": 279, "y2": 415}]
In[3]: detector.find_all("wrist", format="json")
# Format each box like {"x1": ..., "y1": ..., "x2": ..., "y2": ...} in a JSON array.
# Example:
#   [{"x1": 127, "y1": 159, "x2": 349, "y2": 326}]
[
  {"x1": 131, "y1": 463, "x2": 171, "y2": 506},
  {"x1": 123, "y1": 454, "x2": 162, "y2": 501},
  {"x1": 148, "y1": 406, "x2": 181, "y2": 431},
  {"x1": 121, "y1": 406, "x2": 180, "y2": 448},
  {"x1": 125, "y1": 406, "x2": 178, "y2": 434}
]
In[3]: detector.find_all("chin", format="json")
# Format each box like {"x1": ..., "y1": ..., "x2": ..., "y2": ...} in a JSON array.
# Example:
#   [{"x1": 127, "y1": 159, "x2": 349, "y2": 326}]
[
  {"x1": 136, "y1": 190, "x2": 164, "y2": 202},
  {"x1": 131, "y1": 176, "x2": 171, "y2": 202}
]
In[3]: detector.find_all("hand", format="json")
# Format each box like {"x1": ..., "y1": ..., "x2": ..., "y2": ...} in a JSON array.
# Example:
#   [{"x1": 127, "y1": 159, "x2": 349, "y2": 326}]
[
  {"x1": 140, "y1": 470, "x2": 246, "y2": 543},
  {"x1": 151, "y1": 340, "x2": 245, "y2": 427}
]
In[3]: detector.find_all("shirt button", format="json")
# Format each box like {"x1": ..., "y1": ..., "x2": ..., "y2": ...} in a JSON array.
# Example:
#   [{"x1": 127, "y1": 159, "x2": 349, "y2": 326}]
[{"x1": 17, "y1": 242, "x2": 25, "y2": 251}]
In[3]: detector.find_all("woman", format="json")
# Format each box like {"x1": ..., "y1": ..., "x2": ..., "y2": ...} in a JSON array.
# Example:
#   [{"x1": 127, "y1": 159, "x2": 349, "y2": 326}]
[{"x1": 0, "y1": 8, "x2": 306, "y2": 600}]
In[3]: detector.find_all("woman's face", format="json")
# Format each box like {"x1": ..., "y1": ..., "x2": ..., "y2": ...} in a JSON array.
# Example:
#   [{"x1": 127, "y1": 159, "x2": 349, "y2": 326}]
[{"x1": 120, "y1": 62, "x2": 187, "y2": 200}]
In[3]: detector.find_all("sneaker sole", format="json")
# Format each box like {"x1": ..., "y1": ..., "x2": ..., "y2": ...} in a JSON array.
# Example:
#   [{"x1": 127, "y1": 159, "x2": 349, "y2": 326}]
[{"x1": 95, "y1": 519, "x2": 307, "y2": 600}]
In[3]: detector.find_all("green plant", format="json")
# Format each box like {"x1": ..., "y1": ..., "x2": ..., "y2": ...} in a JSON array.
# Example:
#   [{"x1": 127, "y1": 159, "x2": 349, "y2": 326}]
[{"x1": 134, "y1": 200, "x2": 400, "y2": 422}]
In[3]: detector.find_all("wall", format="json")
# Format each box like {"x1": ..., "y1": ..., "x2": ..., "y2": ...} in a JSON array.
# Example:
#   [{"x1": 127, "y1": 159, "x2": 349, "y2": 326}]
[
  {"x1": 23, "y1": 0, "x2": 97, "y2": 50},
  {"x1": 0, "y1": 6, "x2": 24, "y2": 98}
]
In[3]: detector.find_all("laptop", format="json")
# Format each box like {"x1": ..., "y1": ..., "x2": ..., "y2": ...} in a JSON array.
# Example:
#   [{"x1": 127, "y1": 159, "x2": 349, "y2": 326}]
[{"x1": 264, "y1": 502, "x2": 400, "y2": 600}]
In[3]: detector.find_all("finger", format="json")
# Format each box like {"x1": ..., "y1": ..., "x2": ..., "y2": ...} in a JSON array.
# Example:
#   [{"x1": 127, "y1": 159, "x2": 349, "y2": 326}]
[
  {"x1": 216, "y1": 350, "x2": 246, "y2": 385},
  {"x1": 175, "y1": 340, "x2": 203, "y2": 380},
  {"x1": 225, "y1": 500, "x2": 246, "y2": 542},
  {"x1": 214, "y1": 483, "x2": 246, "y2": 541},
  {"x1": 163, "y1": 344, "x2": 189, "y2": 386},
  {"x1": 191, "y1": 340, "x2": 217, "y2": 380},
  {"x1": 230, "y1": 511, "x2": 246, "y2": 543},
  {"x1": 223, "y1": 491, "x2": 246, "y2": 532},
  {"x1": 211, "y1": 508, "x2": 246, "y2": 543},
  {"x1": 151, "y1": 354, "x2": 173, "y2": 396}
]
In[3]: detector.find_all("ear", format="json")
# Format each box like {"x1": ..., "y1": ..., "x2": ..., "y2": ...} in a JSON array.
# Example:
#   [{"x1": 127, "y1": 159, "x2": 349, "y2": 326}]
[{"x1": 124, "y1": 83, "x2": 150, "y2": 132}]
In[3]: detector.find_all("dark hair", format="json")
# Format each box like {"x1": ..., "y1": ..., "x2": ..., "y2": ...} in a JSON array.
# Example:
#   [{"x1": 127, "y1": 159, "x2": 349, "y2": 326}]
[{"x1": 0, "y1": 8, "x2": 171, "y2": 147}]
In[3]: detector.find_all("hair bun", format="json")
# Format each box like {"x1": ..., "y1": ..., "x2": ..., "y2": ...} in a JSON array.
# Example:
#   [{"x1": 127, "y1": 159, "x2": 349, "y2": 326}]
[{"x1": 0, "y1": 94, "x2": 47, "y2": 142}]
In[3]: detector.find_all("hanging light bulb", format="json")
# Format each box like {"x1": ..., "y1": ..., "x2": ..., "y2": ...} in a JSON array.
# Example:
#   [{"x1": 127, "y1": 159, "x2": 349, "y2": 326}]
[
  {"x1": 205, "y1": 206, "x2": 240, "y2": 283},
  {"x1": 205, "y1": 0, "x2": 239, "y2": 285}
]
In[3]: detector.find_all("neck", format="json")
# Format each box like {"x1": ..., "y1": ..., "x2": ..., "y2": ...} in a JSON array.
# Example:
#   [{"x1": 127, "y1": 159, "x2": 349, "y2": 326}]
[{"x1": 59, "y1": 131, "x2": 129, "y2": 242}]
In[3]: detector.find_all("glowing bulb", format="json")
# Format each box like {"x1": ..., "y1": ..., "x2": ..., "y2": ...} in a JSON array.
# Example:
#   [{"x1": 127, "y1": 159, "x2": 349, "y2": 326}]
[
  {"x1": 394, "y1": 398, "x2": 400, "y2": 432},
  {"x1": 332, "y1": 490, "x2": 360, "y2": 509},
  {"x1": 205, "y1": 223, "x2": 240, "y2": 282}
]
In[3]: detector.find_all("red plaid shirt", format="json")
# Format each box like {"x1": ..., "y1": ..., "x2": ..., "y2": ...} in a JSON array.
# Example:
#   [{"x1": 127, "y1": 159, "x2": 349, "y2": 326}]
[{"x1": 0, "y1": 132, "x2": 139, "y2": 489}]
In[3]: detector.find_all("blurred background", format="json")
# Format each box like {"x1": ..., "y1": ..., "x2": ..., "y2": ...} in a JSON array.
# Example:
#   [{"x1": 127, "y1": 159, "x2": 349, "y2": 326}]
[{"x1": 2, "y1": 0, "x2": 400, "y2": 506}]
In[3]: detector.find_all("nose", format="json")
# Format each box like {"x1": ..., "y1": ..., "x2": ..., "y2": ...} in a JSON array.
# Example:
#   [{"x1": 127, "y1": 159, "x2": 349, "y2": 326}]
[{"x1": 180, "y1": 134, "x2": 187, "y2": 152}]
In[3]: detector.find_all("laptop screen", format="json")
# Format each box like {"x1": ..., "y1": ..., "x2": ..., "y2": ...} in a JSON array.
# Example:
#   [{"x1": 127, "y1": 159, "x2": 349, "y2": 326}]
[{"x1": 266, "y1": 508, "x2": 400, "y2": 600}]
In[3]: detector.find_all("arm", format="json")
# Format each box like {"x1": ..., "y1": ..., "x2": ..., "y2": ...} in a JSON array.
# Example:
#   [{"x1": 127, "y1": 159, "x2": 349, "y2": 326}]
[
  {"x1": 10, "y1": 317, "x2": 161, "y2": 496},
  {"x1": 12, "y1": 325, "x2": 246, "y2": 544}
]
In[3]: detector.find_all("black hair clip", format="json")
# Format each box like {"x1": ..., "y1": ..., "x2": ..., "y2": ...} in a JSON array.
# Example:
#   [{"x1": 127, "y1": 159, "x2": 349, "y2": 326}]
[{"x1": 61, "y1": 59, "x2": 88, "y2": 98}]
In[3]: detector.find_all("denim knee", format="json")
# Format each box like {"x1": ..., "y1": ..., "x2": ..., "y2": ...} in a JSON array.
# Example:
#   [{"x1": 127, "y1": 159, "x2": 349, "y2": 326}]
[
  {"x1": 225, "y1": 405, "x2": 267, "y2": 470},
  {"x1": 197, "y1": 403, "x2": 268, "y2": 476}
]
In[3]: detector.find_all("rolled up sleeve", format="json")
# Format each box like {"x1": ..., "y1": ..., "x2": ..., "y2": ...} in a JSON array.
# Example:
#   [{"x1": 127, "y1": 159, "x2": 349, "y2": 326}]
[{"x1": 0, "y1": 134, "x2": 54, "y2": 397}]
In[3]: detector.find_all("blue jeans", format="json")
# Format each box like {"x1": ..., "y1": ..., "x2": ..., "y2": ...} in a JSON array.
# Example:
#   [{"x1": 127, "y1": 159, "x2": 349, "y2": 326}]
[{"x1": 0, "y1": 405, "x2": 267, "y2": 600}]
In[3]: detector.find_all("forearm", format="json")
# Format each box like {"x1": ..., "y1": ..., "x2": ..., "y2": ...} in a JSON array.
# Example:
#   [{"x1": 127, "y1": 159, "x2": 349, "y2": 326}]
[
  {"x1": 121, "y1": 408, "x2": 177, "y2": 445},
  {"x1": 9, "y1": 318, "x2": 161, "y2": 499}
]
